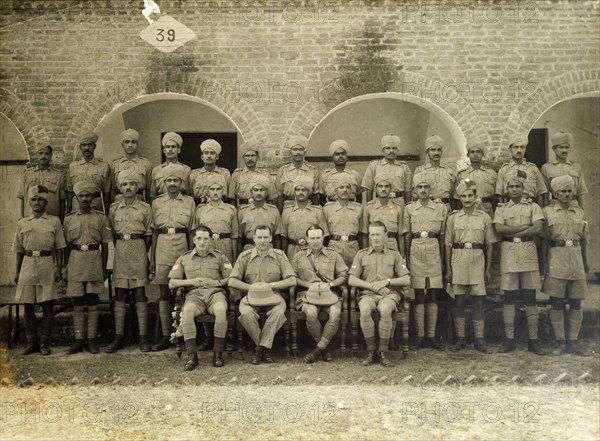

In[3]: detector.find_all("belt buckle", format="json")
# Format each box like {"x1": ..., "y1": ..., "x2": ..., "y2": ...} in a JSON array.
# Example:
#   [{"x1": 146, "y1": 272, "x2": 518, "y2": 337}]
[
  {"x1": 420, "y1": 231, "x2": 428, "y2": 238},
  {"x1": 80, "y1": 244, "x2": 89, "y2": 251},
  {"x1": 123, "y1": 233, "x2": 131, "y2": 241},
  {"x1": 167, "y1": 227, "x2": 176, "y2": 235},
  {"x1": 299, "y1": 238, "x2": 306, "y2": 245},
  {"x1": 341, "y1": 235, "x2": 349, "y2": 242},
  {"x1": 32, "y1": 250, "x2": 41, "y2": 257},
  {"x1": 565, "y1": 239, "x2": 574, "y2": 247},
  {"x1": 513, "y1": 237, "x2": 521, "y2": 243},
  {"x1": 434, "y1": 198, "x2": 441, "y2": 203},
  {"x1": 389, "y1": 191, "x2": 396, "y2": 198},
  {"x1": 464, "y1": 242, "x2": 472, "y2": 249},
  {"x1": 212, "y1": 233, "x2": 220, "y2": 240}
]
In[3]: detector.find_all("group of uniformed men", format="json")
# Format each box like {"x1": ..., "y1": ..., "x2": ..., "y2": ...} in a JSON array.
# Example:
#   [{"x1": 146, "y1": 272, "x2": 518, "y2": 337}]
[{"x1": 14, "y1": 127, "x2": 591, "y2": 371}]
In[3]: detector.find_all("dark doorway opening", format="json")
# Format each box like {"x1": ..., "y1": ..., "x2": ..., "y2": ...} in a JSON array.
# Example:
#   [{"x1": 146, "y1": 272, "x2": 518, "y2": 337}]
[
  {"x1": 527, "y1": 129, "x2": 548, "y2": 169},
  {"x1": 161, "y1": 132, "x2": 238, "y2": 171}
]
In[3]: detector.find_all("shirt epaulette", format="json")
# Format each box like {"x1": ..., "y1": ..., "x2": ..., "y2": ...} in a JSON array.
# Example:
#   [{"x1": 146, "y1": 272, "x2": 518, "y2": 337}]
[
  {"x1": 109, "y1": 201, "x2": 120, "y2": 209},
  {"x1": 92, "y1": 209, "x2": 105, "y2": 215},
  {"x1": 272, "y1": 248, "x2": 287, "y2": 256},
  {"x1": 324, "y1": 201, "x2": 335, "y2": 207},
  {"x1": 265, "y1": 203, "x2": 277, "y2": 209},
  {"x1": 496, "y1": 202, "x2": 505, "y2": 207},
  {"x1": 448, "y1": 210, "x2": 460, "y2": 217},
  {"x1": 350, "y1": 201, "x2": 361, "y2": 207},
  {"x1": 311, "y1": 204, "x2": 323, "y2": 209},
  {"x1": 239, "y1": 248, "x2": 254, "y2": 257}
]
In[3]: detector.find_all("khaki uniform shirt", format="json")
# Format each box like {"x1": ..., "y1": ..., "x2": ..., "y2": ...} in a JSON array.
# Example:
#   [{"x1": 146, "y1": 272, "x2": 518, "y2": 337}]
[
  {"x1": 150, "y1": 161, "x2": 191, "y2": 198},
  {"x1": 189, "y1": 166, "x2": 231, "y2": 203},
  {"x1": 496, "y1": 159, "x2": 547, "y2": 199},
  {"x1": 323, "y1": 201, "x2": 363, "y2": 266},
  {"x1": 543, "y1": 204, "x2": 588, "y2": 280},
  {"x1": 319, "y1": 167, "x2": 362, "y2": 201},
  {"x1": 277, "y1": 203, "x2": 329, "y2": 259},
  {"x1": 363, "y1": 198, "x2": 403, "y2": 251},
  {"x1": 18, "y1": 166, "x2": 66, "y2": 218},
  {"x1": 455, "y1": 165, "x2": 497, "y2": 215},
  {"x1": 168, "y1": 248, "x2": 232, "y2": 298},
  {"x1": 361, "y1": 159, "x2": 412, "y2": 205},
  {"x1": 445, "y1": 209, "x2": 498, "y2": 285},
  {"x1": 238, "y1": 202, "x2": 280, "y2": 243},
  {"x1": 229, "y1": 247, "x2": 295, "y2": 296},
  {"x1": 228, "y1": 167, "x2": 277, "y2": 203},
  {"x1": 402, "y1": 200, "x2": 447, "y2": 278},
  {"x1": 413, "y1": 163, "x2": 456, "y2": 200},
  {"x1": 63, "y1": 210, "x2": 113, "y2": 282},
  {"x1": 275, "y1": 162, "x2": 319, "y2": 205},
  {"x1": 195, "y1": 201, "x2": 239, "y2": 263},
  {"x1": 151, "y1": 193, "x2": 196, "y2": 266},
  {"x1": 111, "y1": 155, "x2": 153, "y2": 201},
  {"x1": 292, "y1": 247, "x2": 348, "y2": 284},
  {"x1": 67, "y1": 157, "x2": 111, "y2": 212},
  {"x1": 493, "y1": 199, "x2": 544, "y2": 274},
  {"x1": 349, "y1": 247, "x2": 410, "y2": 297},
  {"x1": 541, "y1": 159, "x2": 588, "y2": 197}
]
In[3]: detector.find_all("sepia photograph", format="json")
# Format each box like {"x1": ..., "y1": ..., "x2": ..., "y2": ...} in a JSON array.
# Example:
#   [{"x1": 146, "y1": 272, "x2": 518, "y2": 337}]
[{"x1": 0, "y1": 0, "x2": 598, "y2": 439}]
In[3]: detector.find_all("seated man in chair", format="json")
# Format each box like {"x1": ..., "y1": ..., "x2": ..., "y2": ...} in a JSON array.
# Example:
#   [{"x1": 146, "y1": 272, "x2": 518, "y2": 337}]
[
  {"x1": 168, "y1": 226, "x2": 232, "y2": 370},
  {"x1": 348, "y1": 220, "x2": 411, "y2": 367},
  {"x1": 228, "y1": 224, "x2": 297, "y2": 364},
  {"x1": 291, "y1": 224, "x2": 348, "y2": 363}
]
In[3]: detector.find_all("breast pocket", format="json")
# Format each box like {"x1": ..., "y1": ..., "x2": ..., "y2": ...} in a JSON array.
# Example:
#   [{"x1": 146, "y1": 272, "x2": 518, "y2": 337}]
[
  {"x1": 44, "y1": 181, "x2": 58, "y2": 193},
  {"x1": 174, "y1": 208, "x2": 192, "y2": 226},
  {"x1": 66, "y1": 224, "x2": 81, "y2": 242}
]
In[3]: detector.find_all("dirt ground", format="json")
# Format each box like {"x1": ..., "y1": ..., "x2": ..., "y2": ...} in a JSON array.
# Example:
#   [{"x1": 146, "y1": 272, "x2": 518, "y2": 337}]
[{"x1": 1, "y1": 343, "x2": 599, "y2": 440}]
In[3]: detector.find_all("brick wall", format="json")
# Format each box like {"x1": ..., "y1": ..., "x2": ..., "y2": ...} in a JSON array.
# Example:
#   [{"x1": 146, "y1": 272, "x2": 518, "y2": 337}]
[{"x1": 0, "y1": 0, "x2": 598, "y2": 163}]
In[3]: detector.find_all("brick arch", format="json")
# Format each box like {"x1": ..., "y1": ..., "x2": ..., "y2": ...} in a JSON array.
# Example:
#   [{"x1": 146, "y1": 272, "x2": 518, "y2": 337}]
[
  {"x1": 0, "y1": 89, "x2": 49, "y2": 160},
  {"x1": 64, "y1": 79, "x2": 268, "y2": 155},
  {"x1": 501, "y1": 69, "x2": 600, "y2": 146},
  {"x1": 287, "y1": 71, "x2": 490, "y2": 150}
]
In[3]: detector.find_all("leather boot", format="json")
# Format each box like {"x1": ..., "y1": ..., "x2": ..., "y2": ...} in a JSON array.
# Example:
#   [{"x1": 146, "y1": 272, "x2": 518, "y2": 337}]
[
  {"x1": 22, "y1": 341, "x2": 40, "y2": 355},
  {"x1": 40, "y1": 310, "x2": 53, "y2": 356},
  {"x1": 152, "y1": 336, "x2": 171, "y2": 352},
  {"x1": 23, "y1": 310, "x2": 39, "y2": 355},
  {"x1": 378, "y1": 351, "x2": 394, "y2": 367},
  {"x1": 322, "y1": 349, "x2": 333, "y2": 362},
  {"x1": 450, "y1": 337, "x2": 466, "y2": 352},
  {"x1": 139, "y1": 335, "x2": 151, "y2": 352},
  {"x1": 67, "y1": 340, "x2": 85, "y2": 355},
  {"x1": 362, "y1": 350, "x2": 377, "y2": 366},
  {"x1": 474, "y1": 338, "x2": 490, "y2": 354},
  {"x1": 304, "y1": 347, "x2": 321, "y2": 364},
  {"x1": 184, "y1": 352, "x2": 199, "y2": 371},
  {"x1": 426, "y1": 338, "x2": 445, "y2": 351},
  {"x1": 551, "y1": 340, "x2": 565, "y2": 356},
  {"x1": 498, "y1": 338, "x2": 516, "y2": 353},
  {"x1": 212, "y1": 352, "x2": 224, "y2": 367},
  {"x1": 105, "y1": 335, "x2": 124, "y2": 353},
  {"x1": 527, "y1": 339, "x2": 545, "y2": 356},
  {"x1": 409, "y1": 337, "x2": 423, "y2": 350},
  {"x1": 87, "y1": 339, "x2": 100, "y2": 354},
  {"x1": 251, "y1": 346, "x2": 262, "y2": 365},
  {"x1": 261, "y1": 346, "x2": 274, "y2": 363}
]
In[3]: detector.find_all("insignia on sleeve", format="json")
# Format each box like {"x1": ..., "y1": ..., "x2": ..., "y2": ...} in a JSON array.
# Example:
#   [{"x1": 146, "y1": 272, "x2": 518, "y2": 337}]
[{"x1": 224, "y1": 262, "x2": 232, "y2": 270}]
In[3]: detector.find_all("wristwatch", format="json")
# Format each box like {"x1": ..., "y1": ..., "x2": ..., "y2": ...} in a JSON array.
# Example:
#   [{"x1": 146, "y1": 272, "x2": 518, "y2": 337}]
[{"x1": 387, "y1": 279, "x2": 391, "y2": 286}]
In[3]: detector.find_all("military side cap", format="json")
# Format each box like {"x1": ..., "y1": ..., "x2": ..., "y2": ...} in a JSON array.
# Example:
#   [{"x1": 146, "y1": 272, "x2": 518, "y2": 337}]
[
  {"x1": 162, "y1": 163, "x2": 186, "y2": 181},
  {"x1": 374, "y1": 173, "x2": 393, "y2": 186},
  {"x1": 73, "y1": 180, "x2": 99, "y2": 196},
  {"x1": 205, "y1": 173, "x2": 227, "y2": 189},
  {"x1": 425, "y1": 135, "x2": 443, "y2": 150},
  {"x1": 455, "y1": 178, "x2": 477, "y2": 196},
  {"x1": 381, "y1": 134, "x2": 401, "y2": 148},
  {"x1": 240, "y1": 140, "x2": 260, "y2": 155},
  {"x1": 162, "y1": 132, "x2": 183, "y2": 148},
  {"x1": 550, "y1": 175, "x2": 575, "y2": 192},
  {"x1": 551, "y1": 131, "x2": 573, "y2": 146},
  {"x1": 329, "y1": 139, "x2": 349, "y2": 156},
  {"x1": 246, "y1": 284, "x2": 280, "y2": 306},
  {"x1": 507, "y1": 133, "x2": 528, "y2": 147},
  {"x1": 27, "y1": 185, "x2": 49, "y2": 200},
  {"x1": 287, "y1": 135, "x2": 308, "y2": 150},
  {"x1": 250, "y1": 174, "x2": 272, "y2": 190},
  {"x1": 200, "y1": 139, "x2": 222, "y2": 154},
  {"x1": 79, "y1": 132, "x2": 98, "y2": 144},
  {"x1": 121, "y1": 128, "x2": 139, "y2": 141}
]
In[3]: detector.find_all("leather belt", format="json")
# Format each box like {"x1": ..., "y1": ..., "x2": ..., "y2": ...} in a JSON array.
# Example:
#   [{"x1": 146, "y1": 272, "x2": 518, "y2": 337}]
[
  {"x1": 238, "y1": 198, "x2": 250, "y2": 204},
  {"x1": 502, "y1": 236, "x2": 534, "y2": 243},
  {"x1": 550, "y1": 239, "x2": 580, "y2": 247},
  {"x1": 452, "y1": 242, "x2": 484, "y2": 249},
  {"x1": 245, "y1": 238, "x2": 255, "y2": 245},
  {"x1": 431, "y1": 197, "x2": 450, "y2": 203},
  {"x1": 211, "y1": 233, "x2": 231, "y2": 240},
  {"x1": 24, "y1": 250, "x2": 52, "y2": 257},
  {"x1": 288, "y1": 238, "x2": 307, "y2": 246},
  {"x1": 411, "y1": 231, "x2": 439, "y2": 239},
  {"x1": 284, "y1": 195, "x2": 296, "y2": 201},
  {"x1": 116, "y1": 233, "x2": 145, "y2": 241},
  {"x1": 387, "y1": 232, "x2": 397, "y2": 238},
  {"x1": 158, "y1": 227, "x2": 188, "y2": 235},
  {"x1": 330, "y1": 234, "x2": 358, "y2": 242},
  {"x1": 69, "y1": 244, "x2": 100, "y2": 251},
  {"x1": 480, "y1": 197, "x2": 494, "y2": 203}
]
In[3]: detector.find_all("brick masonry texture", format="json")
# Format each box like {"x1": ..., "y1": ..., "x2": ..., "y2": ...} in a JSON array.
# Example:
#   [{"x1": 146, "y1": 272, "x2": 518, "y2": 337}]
[{"x1": 0, "y1": 0, "x2": 598, "y2": 166}]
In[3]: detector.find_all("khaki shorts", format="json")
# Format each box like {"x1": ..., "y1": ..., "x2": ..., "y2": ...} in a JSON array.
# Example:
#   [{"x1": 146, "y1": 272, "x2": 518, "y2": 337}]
[
  {"x1": 500, "y1": 271, "x2": 541, "y2": 291},
  {"x1": 542, "y1": 277, "x2": 587, "y2": 299},
  {"x1": 411, "y1": 275, "x2": 443, "y2": 290},
  {"x1": 112, "y1": 277, "x2": 148, "y2": 289},
  {"x1": 184, "y1": 290, "x2": 228, "y2": 314},
  {"x1": 66, "y1": 281, "x2": 104, "y2": 297},
  {"x1": 15, "y1": 284, "x2": 58, "y2": 304},
  {"x1": 452, "y1": 283, "x2": 487, "y2": 296},
  {"x1": 152, "y1": 264, "x2": 173, "y2": 285}
]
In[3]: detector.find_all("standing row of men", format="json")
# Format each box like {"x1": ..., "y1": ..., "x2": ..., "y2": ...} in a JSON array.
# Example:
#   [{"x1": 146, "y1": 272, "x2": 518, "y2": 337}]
[{"x1": 14, "y1": 129, "x2": 590, "y2": 366}]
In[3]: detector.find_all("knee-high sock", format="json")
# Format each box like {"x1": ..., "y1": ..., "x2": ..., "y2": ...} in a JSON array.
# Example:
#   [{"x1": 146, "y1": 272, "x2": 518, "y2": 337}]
[
  {"x1": 454, "y1": 317, "x2": 465, "y2": 338},
  {"x1": 414, "y1": 304, "x2": 425, "y2": 338},
  {"x1": 503, "y1": 304, "x2": 515, "y2": 339},
  {"x1": 24, "y1": 307, "x2": 37, "y2": 343},
  {"x1": 568, "y1": 309, "x2": 583, "y2": 341},
  {"x1": 525, "y1": 306, "x2": 538, "y2": 340},
  {"x1": 426, "y1": 303, "x2": 438, "y2": 339},
  {"x1": 73, "y1": 305, "x2": 85, "y2": 340},
  {"x1": 114, "y1": 301, "x2": 126, "y2": 336},
  {"x1": 136, "y1": 302, "x2": 148, "y2": 336},
  {"x1": 473, "y1": 319, "x2": 485, "y2": 339},
  {"x1": 549, "y1": 309, "x2": 565, "y2": 341},
  {"x1": 158, "y1": 300, "x2": 172, "y2": 336},
  {"x1": 185, "y1": 338, "x2": 197, "y2": 356}
]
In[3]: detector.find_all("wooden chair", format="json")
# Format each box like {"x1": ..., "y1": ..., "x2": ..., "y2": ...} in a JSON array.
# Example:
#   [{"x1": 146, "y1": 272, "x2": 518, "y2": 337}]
[
  {"x1": 349, "y1": 287, "x2": 410, "y2": 358},
  {"x1": 172, "y1": 287, "x2": 235, "y2": 359},
  {"x1": 289, "y1": 285, "x2": 349, "y2": 356},
  {"x1": 229, "y1": 288, "x2": 292, "y2": 359}
]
